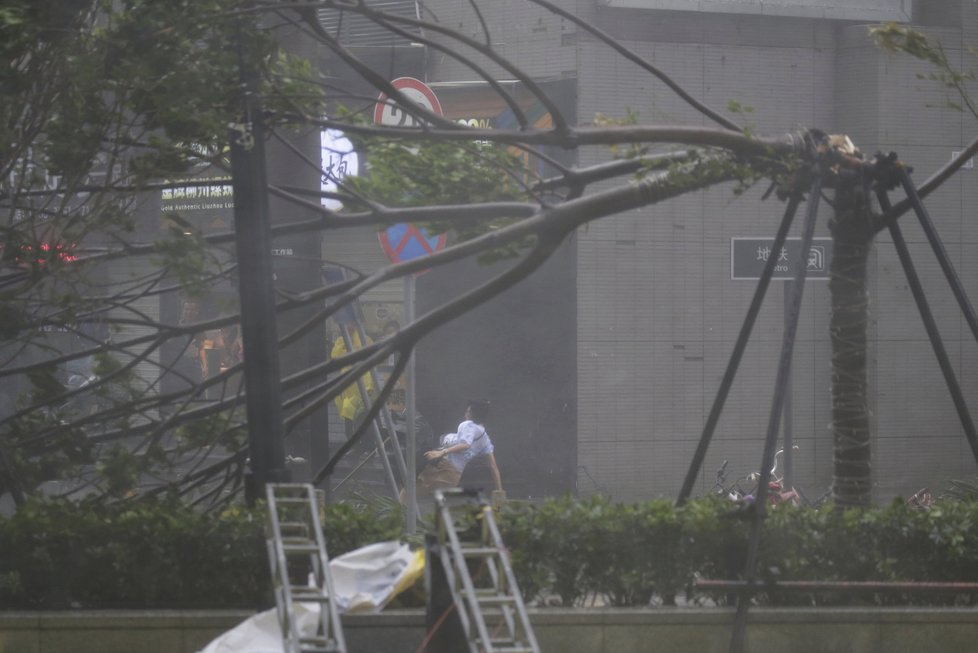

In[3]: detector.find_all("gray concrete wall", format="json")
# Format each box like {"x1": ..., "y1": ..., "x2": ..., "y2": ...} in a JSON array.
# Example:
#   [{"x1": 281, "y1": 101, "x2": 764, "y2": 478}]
[
  {"x1": 574, "y1": 9, "x2": 841, "y2": 502},
  {"x1": 571, "y1": 4, "x2": 978, "y2": 503},
  {"x1": 337, "y1": 1, "x2": 978, "y2": 504},
  {"x1": 423, "y1": 0, "x2": 579, "y2": 83},
  {"x1": 3, "y1": 608, "x2": 978, "y2": 653}
]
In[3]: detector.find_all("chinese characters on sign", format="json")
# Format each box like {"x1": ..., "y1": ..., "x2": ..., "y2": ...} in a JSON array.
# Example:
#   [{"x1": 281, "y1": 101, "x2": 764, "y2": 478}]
[
  {"x1": 323, "y1": 156, "x2": 349, "y2": 182},
  {"x1": 320, "y1": 128, "x2": 358, "y2": 210},
  {"x1": 730, "y1": 237, "x2": 833, "y2": 280},
  {"x1": 161, "y1": 178, "x2": 234, "y2": 213}
]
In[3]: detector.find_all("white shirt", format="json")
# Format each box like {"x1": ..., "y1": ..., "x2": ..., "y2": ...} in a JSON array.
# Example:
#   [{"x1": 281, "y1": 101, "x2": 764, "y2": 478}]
[{"x1": 440, "y1": 420, "x2": 493, "y2": 473}]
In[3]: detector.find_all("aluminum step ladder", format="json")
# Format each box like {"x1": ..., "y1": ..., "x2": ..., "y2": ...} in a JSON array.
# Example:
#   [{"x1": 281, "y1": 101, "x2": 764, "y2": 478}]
[
  {"x1": 324, "y1": 265, "x2": 409, "y2": 501},
  {"x1": 265, "y1": 483, "x2": 346, "y2": 653},
  {"x1": 431, "y1": 488, "x2": 539, "y2": 653}
]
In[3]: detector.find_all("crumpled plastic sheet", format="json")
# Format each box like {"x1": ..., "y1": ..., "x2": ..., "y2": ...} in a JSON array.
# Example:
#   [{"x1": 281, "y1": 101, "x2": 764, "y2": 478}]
[{"x1": 198, "y1": 541, "x2": 424, "y2": 653}]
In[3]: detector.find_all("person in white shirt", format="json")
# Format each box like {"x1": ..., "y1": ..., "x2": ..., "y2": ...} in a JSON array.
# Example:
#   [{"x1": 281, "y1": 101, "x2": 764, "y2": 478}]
[{"x1": 402, "y1": 400, "x2": 503, "y2": 501}]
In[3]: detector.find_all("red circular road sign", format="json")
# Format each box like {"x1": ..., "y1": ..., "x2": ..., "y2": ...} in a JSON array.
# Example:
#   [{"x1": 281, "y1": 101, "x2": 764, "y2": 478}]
[
  {"x1": 373, "y1": 77, "x2": 443, "y2": 127},
  {"x1": 375, "y1": 78, "x2": 446, "y2": 273}
]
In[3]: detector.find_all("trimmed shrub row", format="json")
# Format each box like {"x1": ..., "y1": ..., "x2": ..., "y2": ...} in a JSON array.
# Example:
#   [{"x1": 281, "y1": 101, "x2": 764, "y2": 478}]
[
  {"x1": 499, "y1": 495, "x2": 978, "y2": 607},
  {"x1": 0, "y1": 497, "x2": 401, "y2": 609},
  {"x1": 2, "y1": 494, "x2": 977, "y2": 609}
]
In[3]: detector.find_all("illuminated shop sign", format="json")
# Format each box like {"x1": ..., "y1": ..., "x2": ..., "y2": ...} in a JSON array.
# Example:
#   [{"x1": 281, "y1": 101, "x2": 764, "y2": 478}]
[
  {"x1": 321, "y1": 128, "x2": 358, "y2": 211},
  {"x1": 160, "y1": 179, "x2": 234, "y2": 213}
]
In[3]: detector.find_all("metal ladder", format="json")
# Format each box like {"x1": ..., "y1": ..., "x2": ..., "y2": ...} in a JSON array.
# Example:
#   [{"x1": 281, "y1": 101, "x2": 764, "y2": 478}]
[
  {"x1": 432, "y1": 488, "x2": 539, "y2": 653},
  {"x1": 265, "y1": 483, "x2": 346, "y2": 653},
  {"x1": 324, "y1": 266, "x2": 409, "y2": 500}
]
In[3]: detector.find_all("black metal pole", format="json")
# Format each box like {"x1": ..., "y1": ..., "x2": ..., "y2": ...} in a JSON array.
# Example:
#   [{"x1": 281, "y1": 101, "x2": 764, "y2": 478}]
[
  {"x1": 230, "y1": 104, "x2": 289, "y2": 504},
  {"x1": 897, "y1": 166, "x2": 978, "y2": 345},
  {"x1": 677, "y1": 194, "x2": 802, "y2": 504},
  {"x1": 731, "y1": 171, "x2": 821, "y2": 653},
  {"x1": 876, "y1": 190, "x2": 978, "y2": 468}
]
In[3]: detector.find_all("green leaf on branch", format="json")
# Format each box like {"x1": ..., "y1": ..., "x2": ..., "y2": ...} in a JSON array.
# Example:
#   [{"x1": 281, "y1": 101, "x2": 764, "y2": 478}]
[
  {"x1": 345, "y1": 138, "x2": 532, "y2": 261},
  {"x1": 870, "y1": 22, "x2": 977, "y2": 119}
]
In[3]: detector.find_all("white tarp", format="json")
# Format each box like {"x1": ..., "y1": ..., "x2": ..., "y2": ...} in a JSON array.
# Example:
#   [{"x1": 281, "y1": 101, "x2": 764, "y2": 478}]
[{"x1": 198, "y1": 541, "x2": 424, "y2": 653}]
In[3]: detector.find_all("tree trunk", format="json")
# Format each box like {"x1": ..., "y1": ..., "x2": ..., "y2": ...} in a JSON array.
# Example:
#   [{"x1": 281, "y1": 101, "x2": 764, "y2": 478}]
[{"x1": 828, "y1": 182, "x2": 876, "y2": 508}]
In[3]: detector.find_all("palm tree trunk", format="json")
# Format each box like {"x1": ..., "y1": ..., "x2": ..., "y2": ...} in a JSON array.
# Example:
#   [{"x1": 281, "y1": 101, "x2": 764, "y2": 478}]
[{"x1": 829, "y1": 183, "x2": 875, "y2": 508}]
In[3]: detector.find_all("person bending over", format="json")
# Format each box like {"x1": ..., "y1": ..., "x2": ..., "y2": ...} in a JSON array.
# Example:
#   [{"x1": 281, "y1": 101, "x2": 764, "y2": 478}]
[{"x1": 401, "y1": 400, "x2": 503, "y2": 502}]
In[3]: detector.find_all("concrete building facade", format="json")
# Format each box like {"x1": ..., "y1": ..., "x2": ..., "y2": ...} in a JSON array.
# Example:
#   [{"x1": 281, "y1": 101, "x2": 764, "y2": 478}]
[{"x1": 324, "y1": 0, "x2": 978, "y2": 503}]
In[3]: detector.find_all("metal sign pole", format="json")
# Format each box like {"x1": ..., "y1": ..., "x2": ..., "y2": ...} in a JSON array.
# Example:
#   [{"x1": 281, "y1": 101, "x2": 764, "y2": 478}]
[
  {"x1": 783, "y1": 282, "x2": 794, "y2": 490},
  {"x1": 405, "y1": 274, "x2": 418, "y2": 533}
]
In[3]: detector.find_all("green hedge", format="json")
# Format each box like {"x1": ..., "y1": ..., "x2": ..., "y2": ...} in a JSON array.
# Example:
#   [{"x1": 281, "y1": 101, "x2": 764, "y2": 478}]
[
  {"x1": 499, "y1": 495, "x2": 978, "y2": 607},
  {"x1": 2, "y1": 494, "x2": 977, "y2": 609},
  {"x1": 0, "y1": 497, "x2": 401, "y2": 609}
]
